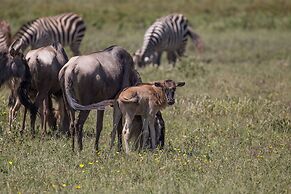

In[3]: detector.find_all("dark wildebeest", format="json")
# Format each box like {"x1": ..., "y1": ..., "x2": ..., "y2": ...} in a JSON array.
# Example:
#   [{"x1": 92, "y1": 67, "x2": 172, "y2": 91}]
[
  {"x1": 0, "y1": 19, "x2": 37, "y2": 132},
  {"x1": 59, "y1": 45, "x2": 141, "y2": 151}
]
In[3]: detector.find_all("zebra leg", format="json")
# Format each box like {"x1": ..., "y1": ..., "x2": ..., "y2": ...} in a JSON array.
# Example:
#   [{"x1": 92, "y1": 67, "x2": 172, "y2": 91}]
[
  {"x1": 154, "y1": 52, "x2": 162, "y2": 67},
  {"x1": 167, "y1": 51, "x2": 177, "y2": 67},
  {"x1": 70, "y1": 43, "x2": 81, "y2": 56}
]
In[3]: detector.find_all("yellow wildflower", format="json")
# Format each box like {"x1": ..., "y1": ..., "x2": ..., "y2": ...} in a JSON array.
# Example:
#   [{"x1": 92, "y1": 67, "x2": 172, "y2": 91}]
[
  {"x1": 75, "y1": 185, "x2": 81, "y2": 189},
  {"x1": 88, "y1": 162, "x2": 94, "y2": 165},
  {"x1": 8, "y1": 161, "x2": 13, "y2": 165},
  {"x1": 62, "y1": 183, "x2": 67, "y2": 187},
  {"x1": 79, "y1": 163, "x2": 85, "y2": 168}
]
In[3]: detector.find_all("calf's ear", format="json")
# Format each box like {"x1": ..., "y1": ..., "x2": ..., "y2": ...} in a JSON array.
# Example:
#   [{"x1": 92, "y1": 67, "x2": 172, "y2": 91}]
[
  {"x1": 177, "y1": 82, "x2": 185, "y2": 87},
  {"x1": 154, "y1": 82, "x2": 163, "y2": 87}
]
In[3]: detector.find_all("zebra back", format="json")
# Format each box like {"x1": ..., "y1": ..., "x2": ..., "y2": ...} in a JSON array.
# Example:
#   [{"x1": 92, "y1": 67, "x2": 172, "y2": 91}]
[{"x1": 10, "y1": 12, "x2": 86, "y2": 56}]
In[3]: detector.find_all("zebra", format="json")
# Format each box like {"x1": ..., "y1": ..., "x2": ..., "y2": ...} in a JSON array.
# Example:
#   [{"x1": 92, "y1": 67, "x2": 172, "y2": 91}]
[
  {"x1": 133, "y1": 13, "x2": 204, "y2": 67},
  {"x1": 0, "y1": 20, "x2": 11, "y2": 52},
  {"x1": 9, "y1": 12, "x2": 86, "y2": 56}
]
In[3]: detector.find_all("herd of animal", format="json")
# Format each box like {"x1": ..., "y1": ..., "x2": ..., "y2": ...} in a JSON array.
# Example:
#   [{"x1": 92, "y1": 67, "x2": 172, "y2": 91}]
[{"x1": 0, "y1": 12, "x2": 202, "y2": 153}]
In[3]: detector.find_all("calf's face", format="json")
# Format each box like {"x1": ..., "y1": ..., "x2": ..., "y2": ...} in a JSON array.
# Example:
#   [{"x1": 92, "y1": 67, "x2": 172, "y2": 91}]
[{"x1": 154, "y1": 80, "x2": 185, "y2": 105}]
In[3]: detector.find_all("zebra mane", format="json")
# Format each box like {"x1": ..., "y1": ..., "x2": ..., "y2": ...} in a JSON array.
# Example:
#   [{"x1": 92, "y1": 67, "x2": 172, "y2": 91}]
[{"x1": 12, "y1": 19, "x2": 38, "y2": 40}]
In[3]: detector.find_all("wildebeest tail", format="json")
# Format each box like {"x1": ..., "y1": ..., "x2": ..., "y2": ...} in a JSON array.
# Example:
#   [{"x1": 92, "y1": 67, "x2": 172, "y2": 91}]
[
  {"x1": 60, "y1": 63, "x2": 114, "y2": 111},
  {"x1": 17, "y1": 57, "x2": 38, "y2": 117}
]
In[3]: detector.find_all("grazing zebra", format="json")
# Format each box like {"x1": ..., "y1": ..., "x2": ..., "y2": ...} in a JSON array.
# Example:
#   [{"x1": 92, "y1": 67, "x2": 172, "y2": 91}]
[
  {"x1": 0, "y1": 20, "x2": 11, "y2": 52},
  {"x1": 133, "y1": 13, "x2": 204, "y2": 67},
  {"x1": 9, "y1": 12, "x2": 86, "y2": 56}
]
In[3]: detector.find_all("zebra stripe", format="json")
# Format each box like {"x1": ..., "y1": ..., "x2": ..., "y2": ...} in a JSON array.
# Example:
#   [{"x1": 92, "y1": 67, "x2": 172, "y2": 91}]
[
  {"x1": 134, "y1": 14, "x2": 203, "y2": 67},
  {"x1": 0, "y1": 20, "x2": 11, "y2": 52},
  {"x1": 10, "y1": 12, "x2": 86, "y2": 56}
]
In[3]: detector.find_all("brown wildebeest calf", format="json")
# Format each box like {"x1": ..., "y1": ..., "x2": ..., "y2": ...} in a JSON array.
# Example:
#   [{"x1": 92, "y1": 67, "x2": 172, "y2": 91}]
[{"x1": 117, "y1": 80, "x2": 185, "y2": 153}]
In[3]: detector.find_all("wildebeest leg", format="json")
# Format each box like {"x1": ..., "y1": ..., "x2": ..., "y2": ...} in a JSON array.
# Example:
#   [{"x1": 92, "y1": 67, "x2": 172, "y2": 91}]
[
  {"x1": 117, "y1": 119, "x2": 123, "y2": 152},
  {"x1": 95, "y1": 110, "x2": 104, "y2": 151},
  {"x1": 20, "y1": 107, "x2": 27, "y2": 136},
  {"x1": 8, "y1": 98, "x2": 21, "y2": 133},
  {"x1": 57, "y1": 97, "x2": 70, "y2": 135},
  {"x1": 154, "y1": 111, "x2": 164, "y2": 148},
  {"x1": 142, "y1": 116, "x2": 149, "y2": 150},
  {"x1": 76, "y1": 110, "x2": 90, "y2": 151},
  {"x1": 31, "y1": 92, "x2": 47, "y2": 138},
  {"x1": 68, "y1": 110, "x2": 76, "y2": 152},
  {"x1": 123, "y1": 113, "x2": 134, "y2": 154},
  {"x1": 155, "y1": 111, "x2": 165, "y2": 149},
  {"x1": 41, "y1": 98, "x2": 49, "y2": 139},
  {"x1": 110, "y1": 105, "x2": 122, "y2": 150},
  {"x1": 149, "y1": 116, "x2": 156, "y2": 150}
]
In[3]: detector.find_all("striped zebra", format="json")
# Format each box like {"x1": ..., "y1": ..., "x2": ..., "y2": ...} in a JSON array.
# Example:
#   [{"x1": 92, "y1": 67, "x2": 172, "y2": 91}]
[
  {"x1": 0, "y1": 20, "x2": 11, "y2": 52},
  {"x1": 9, "y1": 12, "x2": 86, "y2": 56},
  {"x1": 133, "y1": 14, "x2": 203, "y2": 67}
]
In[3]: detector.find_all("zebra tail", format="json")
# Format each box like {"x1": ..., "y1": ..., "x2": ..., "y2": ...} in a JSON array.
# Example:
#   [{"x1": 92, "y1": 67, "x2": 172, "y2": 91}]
[{"x1": 187, "y1": 27, "x2": 204, "y2": 53}]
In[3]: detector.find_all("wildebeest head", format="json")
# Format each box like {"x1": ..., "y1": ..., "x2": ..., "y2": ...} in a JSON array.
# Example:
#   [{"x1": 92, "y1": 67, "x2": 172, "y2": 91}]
[
  {"x1": 154, "y1": 80, "x2": 185, "y2": 105},
  {"x1": 0, "y1": 50, "x2": 28, "y2": 86},
  {"x1": 9, "y1": 39, "x2": 24, "y2": 57}
]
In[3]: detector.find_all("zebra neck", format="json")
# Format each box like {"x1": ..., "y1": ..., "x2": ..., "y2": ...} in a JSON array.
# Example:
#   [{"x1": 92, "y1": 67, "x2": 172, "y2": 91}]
[
  {"x1": 0, "y1": 35, "x2": 8, "y2": 51},
  {"x1": 141, "y1": 43, "x2": 155, "y2": 58}
]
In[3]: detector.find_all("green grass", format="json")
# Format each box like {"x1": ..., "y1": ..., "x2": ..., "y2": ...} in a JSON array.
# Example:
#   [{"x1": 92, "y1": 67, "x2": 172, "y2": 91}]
[{"x1": 1, "y1": 0, "x2": 291, "y2": 193}]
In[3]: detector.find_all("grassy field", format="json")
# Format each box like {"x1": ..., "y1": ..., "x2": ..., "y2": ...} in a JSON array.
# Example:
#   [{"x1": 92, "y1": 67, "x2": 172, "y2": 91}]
[{"x1": 1, "y1": 0, "x2": 291, "y2": 193}]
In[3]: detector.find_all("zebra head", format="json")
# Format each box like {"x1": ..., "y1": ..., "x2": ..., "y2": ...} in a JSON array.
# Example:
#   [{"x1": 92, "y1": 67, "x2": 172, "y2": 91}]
[{"x1": 133, "y1": 49, "x2": 153, "y2": 68}]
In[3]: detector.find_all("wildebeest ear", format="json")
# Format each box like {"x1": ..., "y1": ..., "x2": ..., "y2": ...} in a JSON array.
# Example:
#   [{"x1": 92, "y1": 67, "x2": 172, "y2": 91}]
[
  {"x1": 177, "y1": 82, "x2": 185, "y2": 87},
  {"x1": 154, "y1": 82, "x2": 163, "y2": 87}
]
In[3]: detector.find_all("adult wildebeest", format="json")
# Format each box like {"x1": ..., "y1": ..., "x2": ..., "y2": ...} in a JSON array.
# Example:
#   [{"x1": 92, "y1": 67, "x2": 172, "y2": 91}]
[
  {"x1": 59, "y1": 45, "x2": 141, "y2": 151},
  {"x1": 18, "y1": 42, "x2": 69, "y2": 137},
  {"x1": 0, "y1": 20, "x2": 38, "y2": 132},
  {"x1": 77, "y1": 80, "x2": 184, "y2": 153}
]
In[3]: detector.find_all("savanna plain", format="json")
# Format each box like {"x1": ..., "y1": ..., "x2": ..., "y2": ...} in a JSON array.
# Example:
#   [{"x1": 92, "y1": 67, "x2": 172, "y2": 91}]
[{"x1": 0, "y1": 0, "x2": 291, "y2": 193}]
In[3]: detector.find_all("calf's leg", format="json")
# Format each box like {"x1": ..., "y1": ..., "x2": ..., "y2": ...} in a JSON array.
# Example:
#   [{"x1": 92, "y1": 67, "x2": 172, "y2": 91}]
[{"x1": 123, "y1": 113, "x2": 134, "y2": 154}]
